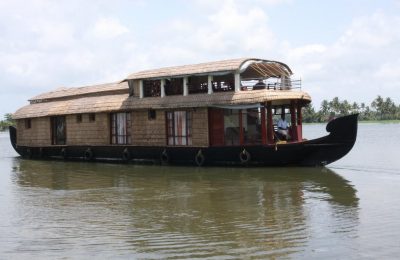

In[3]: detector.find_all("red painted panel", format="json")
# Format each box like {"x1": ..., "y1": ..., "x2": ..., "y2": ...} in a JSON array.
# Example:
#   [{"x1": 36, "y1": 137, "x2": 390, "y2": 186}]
[
  {"x1": 208, "y1": 108, "x2": 225, "y2": 146},
  {"x1": 266, "y1": 102, "x2": 273, "y2": 144},
  {"x1": 261, "y1": 107, "x2": 266, "y2": 144}
]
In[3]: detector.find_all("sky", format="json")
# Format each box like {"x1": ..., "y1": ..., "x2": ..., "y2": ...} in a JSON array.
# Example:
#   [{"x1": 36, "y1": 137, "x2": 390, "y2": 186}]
[{"x1": 1, "y1": 0, "x2": 400, "y2": 118}]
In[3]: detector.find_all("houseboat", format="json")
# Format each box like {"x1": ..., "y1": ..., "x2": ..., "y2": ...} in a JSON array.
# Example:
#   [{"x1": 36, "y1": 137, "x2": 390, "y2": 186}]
[{"x1": 9, "y1": 58, "x2": 358, "y2": 166}]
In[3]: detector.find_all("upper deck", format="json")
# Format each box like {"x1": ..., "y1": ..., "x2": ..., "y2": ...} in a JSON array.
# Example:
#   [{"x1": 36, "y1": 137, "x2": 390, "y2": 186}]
[
  {"x1": 123, "y1": 58, "x2": 299, "y2": 97},
  {"x1": 13, "y1": 58, "x2": 311, "y2": 119}
]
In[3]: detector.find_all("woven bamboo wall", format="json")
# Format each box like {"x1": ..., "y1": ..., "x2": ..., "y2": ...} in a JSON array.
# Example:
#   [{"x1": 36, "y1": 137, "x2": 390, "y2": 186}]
[
  {"x1": 16, "y1": 109, "x2": 210, "y2": 148},
  {"x1": 16, "y1": 117, "x2": 51, "y2": 146},
  {"x1": 66, "y1": 113, "x2": 109, "y2": 145},
  {"x1": 132, "y1": 110, "x2": 166, "y2": 146},
  {"x1": 192, "y1": 108, "x2": 209, "y2": 147}
]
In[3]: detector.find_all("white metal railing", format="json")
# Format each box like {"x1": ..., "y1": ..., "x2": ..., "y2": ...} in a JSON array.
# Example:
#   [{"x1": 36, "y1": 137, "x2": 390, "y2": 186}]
[{"x1": 241, "y1": 78, "x2": 302, "y2": 91}]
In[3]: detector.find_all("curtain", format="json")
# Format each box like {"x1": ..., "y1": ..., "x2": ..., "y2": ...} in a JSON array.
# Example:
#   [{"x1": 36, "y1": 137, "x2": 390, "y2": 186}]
[
  {"x1": 167, "y1": 111, "x2": 192, "y2": 146},
  {"x1": 174, "y1": 111, "x2": 186, "y2": 145},
  {"x1": 116, "y1": 113, "x2": 127, "y2": 144}
]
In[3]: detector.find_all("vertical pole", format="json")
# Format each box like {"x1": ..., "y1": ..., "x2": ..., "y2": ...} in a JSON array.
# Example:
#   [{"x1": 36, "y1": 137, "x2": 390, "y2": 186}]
[
  {"x1": 261, "y1": 105, "x2": 266, "y2": 145},
  {"x1": 266, "y1": 102, "x2": 273, "y2": 144},
  {"x1": 297, "y1": 101, "x2": 303, "y2": 141},
  {"x1": 290, "y1": 100, "x2": 297, "y2": 141},
  {"x1": 161, "y1": 79, "x2": 165, "y2": 97},
  {"x1": 239, "y1": 109, "x2": 244, "y2": 145},
  {"x1": 297, "y1": 102, "x2": 302, "y2": 125},
  {"x1": 290, "y1": 100, "x2": 296, "y2": 126},
  {"x1": 208, "y1": 75, "x2": 213, "y2": 94},
  {"x1": 234, "y1": 72, "x2": 241, "y2": 92},
  {"x1": 183, "y1": 77, "x2": 188, "y2": 96},
  {"x1": 139, "y1": 80, "x2": 144, "y2": 99}
]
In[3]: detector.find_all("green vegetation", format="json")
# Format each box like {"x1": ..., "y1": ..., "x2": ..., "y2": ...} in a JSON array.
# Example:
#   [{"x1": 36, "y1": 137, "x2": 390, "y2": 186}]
[
  {"x1": 0, "y1": 113, "x2": 15, "y2": 131},
  {"x1": 303, "y1": 95, "x2": 400, "y2": 123}
]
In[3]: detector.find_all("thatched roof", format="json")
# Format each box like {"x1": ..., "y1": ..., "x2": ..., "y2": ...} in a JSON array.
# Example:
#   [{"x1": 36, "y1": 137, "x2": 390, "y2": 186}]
[
  {"x1": 13, "y1": 90, "x2": 311, "y2": 119},
  {"x1": 124, "y1": 58, "x2": 292, "y2": 80},
  {"x1": 29, "y1": 82, "x2": 129, "y2": 103}
]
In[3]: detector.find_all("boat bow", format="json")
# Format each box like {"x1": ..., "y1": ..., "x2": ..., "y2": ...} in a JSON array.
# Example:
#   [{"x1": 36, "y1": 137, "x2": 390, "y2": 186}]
[{"x1": 300, "y1": 114, "x2": 358, "y2": 166}]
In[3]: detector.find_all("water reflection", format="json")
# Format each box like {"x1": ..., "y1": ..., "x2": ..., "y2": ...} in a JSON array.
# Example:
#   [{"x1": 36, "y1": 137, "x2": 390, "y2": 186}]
[{"x1": 10, "y1": 159, "x2": 359, "y2": 259}]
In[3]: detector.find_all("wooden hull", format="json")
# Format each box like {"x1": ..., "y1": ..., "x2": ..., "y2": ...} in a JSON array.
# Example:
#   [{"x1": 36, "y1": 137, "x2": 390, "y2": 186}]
[{"x1": 9, "y1": 114, "x2": 358, "y2": 167}]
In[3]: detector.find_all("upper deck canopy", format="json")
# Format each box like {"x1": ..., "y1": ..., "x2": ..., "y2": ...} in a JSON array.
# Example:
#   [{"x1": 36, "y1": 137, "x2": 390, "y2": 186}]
[{"x1": 124, "y1": 58, "x2": 292, "y2": 80}]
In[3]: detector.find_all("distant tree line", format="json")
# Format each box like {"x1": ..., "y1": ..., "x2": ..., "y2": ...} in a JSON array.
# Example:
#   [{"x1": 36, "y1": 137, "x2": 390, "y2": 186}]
[
  {"x1": 303, "y1": 95, "x2": 400, "y2": 123},
  {"x1": 0, "y1": 113, "x2": 14, "y2": 131}
]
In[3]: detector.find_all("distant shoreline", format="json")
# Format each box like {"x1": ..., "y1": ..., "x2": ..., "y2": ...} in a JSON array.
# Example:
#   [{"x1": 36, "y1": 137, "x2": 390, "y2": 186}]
[{"x1": 304, "y1": 120, "x2": 400, "y2": 125}]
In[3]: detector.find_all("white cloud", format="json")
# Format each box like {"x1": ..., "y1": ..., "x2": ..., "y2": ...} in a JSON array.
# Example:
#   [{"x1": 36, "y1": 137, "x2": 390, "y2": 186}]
[
  {"x1": 92, "y1": 17, "x2": 129, "y2": 39},
  {"x1": 283, "y1": 11, "x2": 400, "y2": 107},
  {"x1": 374, "y1": 61, "x2": 400, "y2": 82},
  {"x1": 254, "y1": 0, "x2": 292, "y2": 5},
  {"x1": 148, "y1": 0, "x2": 277, "y2": 65},
  {"x1": 286, "y1": 44, "x2": 327, "y2": 60},
  {"x1": 34, "y1": 22, "x2": 76, "y2": 49}
]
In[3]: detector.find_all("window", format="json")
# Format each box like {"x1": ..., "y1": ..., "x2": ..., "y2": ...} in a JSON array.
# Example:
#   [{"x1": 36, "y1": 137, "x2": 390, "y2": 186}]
[
  {"x1": 188, "y1": 75, "x2": 208, "y2": 94},
  {"x1": 148, "y1": 109, "x2": 156, "y2": 120},
  {"x1": 51, "y1": 116, "x2": 66, "y2": 145},
  {"x1": 166, "y1": 111, "x2": 192, "y2": 146},
  {"x1": 89, "y1": 113, "x2": 96, "y2": 122},
  {"x1": 127, "y1": 79, "x2": 135, "y2": 96},
  {"x1": 165, "y1": 78, "x2": 183, "y2": 96},
  {"x1": 111, "y1": 112, "x2": 131, "y2": 144},
  {"x1": 242, "y1": 108, "x2": 263, "y2": 145},
  {"x1": 76, "y1": 114, "x2": 82, "y2": 123},
  {"x1": 25, "y1": 119, "x2": 32, "y2": 129},
  {"x1": 212, "y1": 74, "x2": 234, "y2": 92},
  {"x1": 143, "y1": 80, "x2": 161, "y2": 97},
  {"x1": 224, "y1": 109, "x2": 240, "y2": 145}
]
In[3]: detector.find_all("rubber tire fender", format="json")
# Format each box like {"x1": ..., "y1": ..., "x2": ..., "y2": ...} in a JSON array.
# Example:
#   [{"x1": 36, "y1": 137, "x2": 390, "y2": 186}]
[
  {"x1": 160, "y1": 149, "x2": 169, "y2": 164},
  {"x1": 84, "y1": 148, "x2": 93, "y2": 161},
  {"x1": 195, "y1": 149, "x2": 205, "y2": 166},
  {"x1": 239, "y1": 149, "x2": 251, "y2": 164},
  {"x1": 61, "y1": 148, "x2": 67, "y2": 159},
  {"x1": 122, "y1": 148, "x2": 131, "y2": 161}
]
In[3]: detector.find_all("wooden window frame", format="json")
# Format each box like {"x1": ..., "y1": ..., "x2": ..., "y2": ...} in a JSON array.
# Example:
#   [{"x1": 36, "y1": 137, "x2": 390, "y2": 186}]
[
  {"x1": 50, "y1": 116, "x2": 66, "y2": 145},
  {"x1": 110, "y1": 112, "x2": 132, "y2": 145},
  {"x1": 25, "y1": 118, "x2": 32, "y2": 129},
  {"x1": 148, "y1": 109, "x2": 156, "y2": 120},
  {"x1": 166, "y1": 110, "x2": 192, "y2": 146},
  {"x1": 89, "y1": 113, "x2": 96, "y2": 122},
  {"x1": 76, "y1": 114, "x2": 82, "y2": 123}
]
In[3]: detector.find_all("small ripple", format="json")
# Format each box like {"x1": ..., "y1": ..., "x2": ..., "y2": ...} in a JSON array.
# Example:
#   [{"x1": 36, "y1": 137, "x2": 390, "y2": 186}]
[{"x1": 330, "y1": 165, "x2": 400, "y2": 175}]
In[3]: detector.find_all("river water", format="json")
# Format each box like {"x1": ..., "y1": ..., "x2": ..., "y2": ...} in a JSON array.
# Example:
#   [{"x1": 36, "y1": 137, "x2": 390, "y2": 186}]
[{"x1": 0, "y1": 123, "x2": 399, "y2": 259}]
